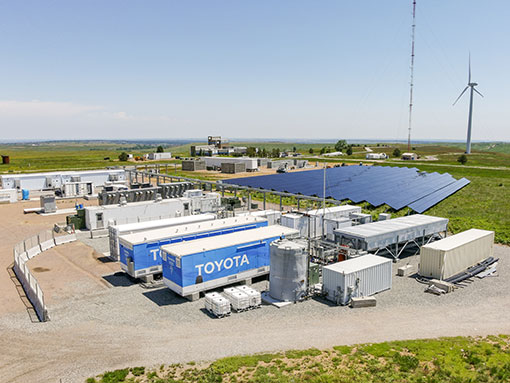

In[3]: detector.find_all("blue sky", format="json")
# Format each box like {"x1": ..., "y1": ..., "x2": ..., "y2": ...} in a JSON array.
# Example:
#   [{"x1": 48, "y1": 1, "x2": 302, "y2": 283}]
[{"x1": 0, "y1": 1, "x2": 508, "y2": 141}]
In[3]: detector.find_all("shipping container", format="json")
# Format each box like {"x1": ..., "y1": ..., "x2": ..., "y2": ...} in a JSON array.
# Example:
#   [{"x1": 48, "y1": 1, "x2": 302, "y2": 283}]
[
  {"x1": 84, "y1": 197, "x2": 192, "y2": 230},
  {"x1": 161, "y1": 225, "x2": 299, "y2": 299},
  {"x1": 322, "y1": 255, "x2": 392, "y2": 305},
  {"x1": 119, "y1": 216, "x2": 268, "y2": 278},
  {"x1": 419, "y1": 229, "x2": 494, "y2": 280},
  {"x1": 108, "y1": 213, "x2": 216, "y2": 261}
]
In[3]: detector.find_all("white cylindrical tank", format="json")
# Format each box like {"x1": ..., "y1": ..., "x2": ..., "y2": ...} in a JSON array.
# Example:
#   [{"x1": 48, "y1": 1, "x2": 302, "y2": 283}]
[{"x1": 269, "y1": 239, "x2": 308, "y2": 302}]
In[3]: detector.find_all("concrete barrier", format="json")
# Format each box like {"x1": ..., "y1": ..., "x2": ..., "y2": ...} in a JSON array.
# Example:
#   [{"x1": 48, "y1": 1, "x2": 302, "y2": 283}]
[{"x1": 13, "y1": 226, "x2": 77, "y2": 322}]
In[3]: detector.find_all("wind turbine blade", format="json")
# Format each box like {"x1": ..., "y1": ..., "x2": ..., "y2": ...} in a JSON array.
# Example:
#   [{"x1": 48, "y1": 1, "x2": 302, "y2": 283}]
[
  {"x1": 453, "y1": 86, "x2": 469, "y2": 106},
  {"x1": 468, "y1": 53, "x2": 471, "y2": 83},
  {"x1": 474, "y1": 88, "x2": 484, "y2": 98}
]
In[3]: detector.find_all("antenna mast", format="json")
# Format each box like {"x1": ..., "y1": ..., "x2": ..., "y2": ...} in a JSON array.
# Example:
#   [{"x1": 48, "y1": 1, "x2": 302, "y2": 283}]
[{"x1": 407, "y1": 0, "x2": 417, "y2": 152}]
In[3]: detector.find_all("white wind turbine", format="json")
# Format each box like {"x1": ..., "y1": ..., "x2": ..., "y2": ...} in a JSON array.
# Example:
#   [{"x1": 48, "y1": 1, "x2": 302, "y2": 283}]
[{"x1": 453, "y1": 55, "x2": 484, "y2": 154}]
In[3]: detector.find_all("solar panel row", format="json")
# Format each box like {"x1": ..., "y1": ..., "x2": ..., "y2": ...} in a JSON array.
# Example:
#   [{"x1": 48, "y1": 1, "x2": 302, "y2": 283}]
[{"x1": 223, "y1": 165, "x2": 470, "y2": 213}]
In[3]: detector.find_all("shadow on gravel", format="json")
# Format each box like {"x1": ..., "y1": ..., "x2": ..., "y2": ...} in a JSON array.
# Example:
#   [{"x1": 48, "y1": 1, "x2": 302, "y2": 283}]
[
  {"x1": 142, "y1": 288, "x2": 188, "y2": 306},
  {"x1": 96, "y1": 256, "x2": 115, "y2": 263},
  {"x1": 199, "y1": 307, "x2": 221, "y2": 319},
  {"x1": 103, "y1": 272, "x2": 137, "y2": 287}
]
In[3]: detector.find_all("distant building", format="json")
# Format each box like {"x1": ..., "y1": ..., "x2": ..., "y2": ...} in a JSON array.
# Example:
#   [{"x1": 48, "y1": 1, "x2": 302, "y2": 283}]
[
  {"x1": 148, "y1": 152, "x2": 172, "y2": 160},
  {"x1": 191, "y1": 136, "x2": 247, "y2": 156},
  {"x1": 323, "y1": 151, "x2": 344, "y2": 157},
  {"x1": 366, "y1": 153, "x2": 388, "y2": 160},
  {"x1": 401, "y1": 153, "x2": 418, "y2": 161}
]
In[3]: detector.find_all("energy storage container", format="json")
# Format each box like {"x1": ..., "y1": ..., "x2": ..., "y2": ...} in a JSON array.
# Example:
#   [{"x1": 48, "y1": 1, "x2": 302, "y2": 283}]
[
  {"x1": 108, "y1": 213, "x2": 216, "y2": 261},
  {"x1": 84, "y1": 198, "x2": 192, "y2": 230},
  {"x1": 160, "y1": 225, "x2": 299, "y2": 299},
  {"x1": 322, "y1": 255, "x2": 392, "y2": 305},
  {"x1": 119, "y1": 216, "x2": 268, "y2": 278},
  {"x1": 419, "y1": 229, "x2": 494, "y2": 280},
  {"x1": 237, "y1": 210, "x2": 281, "y2": 225}
]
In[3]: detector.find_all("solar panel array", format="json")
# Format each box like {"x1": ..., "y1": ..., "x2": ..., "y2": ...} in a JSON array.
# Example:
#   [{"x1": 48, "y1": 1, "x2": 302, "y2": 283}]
[{"x1": 223, "y1": 165, "x2": 470, "y2": 213}]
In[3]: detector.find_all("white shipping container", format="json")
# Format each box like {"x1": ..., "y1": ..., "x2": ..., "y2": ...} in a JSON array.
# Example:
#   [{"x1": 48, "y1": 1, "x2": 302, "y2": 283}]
[
  {"x1": 419, "y1": 229, "x2": 494, "y2": 280},
  {"x1": 322, "y1": 255, "x2": 392, "y2": 305}
]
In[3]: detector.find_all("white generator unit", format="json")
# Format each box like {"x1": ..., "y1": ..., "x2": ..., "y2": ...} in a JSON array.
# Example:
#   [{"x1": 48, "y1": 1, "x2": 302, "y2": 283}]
[
  {"x1": 419, "y1": 229, "x2": 495, "y2": 280},
  {"x1": 322, "y1": 255, "x2": 392, "y2": 305},
  {"x1": 0, "y1": 189, "x2": 17, "y2": 203},
  {"x1": 62, "y1": 181, "x2": 94, "y2": 197},
  {"x1": 40, "y1": 194, "x2": 57, "y2": 213}
]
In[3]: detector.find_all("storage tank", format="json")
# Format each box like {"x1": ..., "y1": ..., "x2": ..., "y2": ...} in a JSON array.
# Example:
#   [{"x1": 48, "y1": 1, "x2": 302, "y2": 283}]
[{"x1": 269, "y1": 239, "x2": 308, "y2": 302}]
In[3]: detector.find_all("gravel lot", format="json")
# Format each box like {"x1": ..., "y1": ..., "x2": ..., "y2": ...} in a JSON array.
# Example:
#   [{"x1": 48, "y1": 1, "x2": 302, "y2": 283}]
[{"x1": 0, "y1": 233, "x2": 509, "y2": 383}]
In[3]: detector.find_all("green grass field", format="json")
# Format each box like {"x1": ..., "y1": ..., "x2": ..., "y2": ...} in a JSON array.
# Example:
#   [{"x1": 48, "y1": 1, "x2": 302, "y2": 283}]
[
  {"x1": 0, "y1": 142, "x2": 179, "y2": 173},
  {"x1": 86, "y1": 335, "x2": 510, "y2": 383}
]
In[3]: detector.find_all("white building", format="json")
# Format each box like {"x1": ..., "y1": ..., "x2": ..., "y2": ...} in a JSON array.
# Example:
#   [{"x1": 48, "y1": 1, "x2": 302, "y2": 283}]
[
  {"x1": 148, "y1": 152, "x2": 172, "y2": 160},
  {"x1": 402, "y1": 152, "x2": 418, "y2": 160},
  {"x1": 202, "y1": 157, "x2": 258, "y2": 171},
  {"x1": 0, "y1": 169, "x2": 125, "y2": 191}
]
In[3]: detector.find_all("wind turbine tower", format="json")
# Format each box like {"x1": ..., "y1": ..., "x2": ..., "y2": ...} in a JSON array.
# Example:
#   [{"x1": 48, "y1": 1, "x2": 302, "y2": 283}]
[{"x1": 453, "y1": 55, "x2": 484, "y2": 154}]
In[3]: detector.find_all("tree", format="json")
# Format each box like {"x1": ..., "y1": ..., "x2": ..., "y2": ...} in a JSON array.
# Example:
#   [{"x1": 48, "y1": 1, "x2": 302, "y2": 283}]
[
  {"x1": 457, "y1": 154, "x2": 468, "y2": 165},
  {"x1": 320, "y1": 147, "x2": 326, "y2": 155},
  {"x1": 346, "y1": 146, "x2": 353, "y2": 156},
  {"x1": 393, "y1": 148, "x2": 402, "y2": 158},
  {"x1": 156, "y1": 145, "x2": 164, "y2": 153},
  {"x1": 335, "y1": 140, "x2": 347, "y2": 152},
  {"x1": 246, "y1": 147, "x2": 257, "y2": 157},
  {"x1": 309, "y1": 148, "x2": 314, "y2": 154},
  {"x1": 118, "y1": 152, "x2": 129, "y2": 161},
  {"x1": 293, "y1": 146, "x2": 297, "y2": 153}
]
